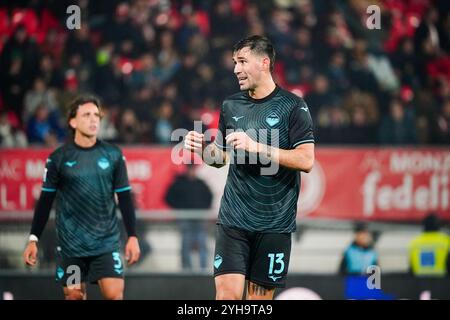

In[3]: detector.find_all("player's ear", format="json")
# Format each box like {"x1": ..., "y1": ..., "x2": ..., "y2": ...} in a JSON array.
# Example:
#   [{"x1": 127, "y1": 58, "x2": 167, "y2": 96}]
[
  {"x1": 261, "y1": 57, "x2": 270, "y2": 71},
  {"x1": 69, "y1": 118, "x2": 77, "y2": 130}
]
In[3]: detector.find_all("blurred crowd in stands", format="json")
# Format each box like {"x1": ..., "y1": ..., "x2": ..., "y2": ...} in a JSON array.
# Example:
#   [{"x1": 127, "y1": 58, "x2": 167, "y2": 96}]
[{"x1": 0, "y1": 0, "x2": 449, "y2": 148}]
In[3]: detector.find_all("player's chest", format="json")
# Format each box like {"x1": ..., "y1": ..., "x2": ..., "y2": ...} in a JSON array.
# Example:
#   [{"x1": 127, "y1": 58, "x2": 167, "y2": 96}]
[
  {"x1": 226, "y1": 103, "x2": 289, "y2": 133},
  {"x1": 60, "y1": 152, "x2": 114, "y2": 179}
]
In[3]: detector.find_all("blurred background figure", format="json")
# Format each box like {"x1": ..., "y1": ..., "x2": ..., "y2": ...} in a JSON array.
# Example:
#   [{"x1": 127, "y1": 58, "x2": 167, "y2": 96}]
[
  {"x1": 379, "y1": 98, "x2": 418, "y2": 145},
  {"x1": 165, "y1": 164, "x2": 212, "y2": 271},
  {"x1": 409, "y1": 213, "x2": 450, "y2": 277},
  {"x1": 339, "y1": 222, "x2": 378, "y2": 275},
  {"x1": 0, "y1": 109, "x2": 27, "y2": 147},
  {"x1": 25, "y1": 103, "x2": 64, "y2": 147}
]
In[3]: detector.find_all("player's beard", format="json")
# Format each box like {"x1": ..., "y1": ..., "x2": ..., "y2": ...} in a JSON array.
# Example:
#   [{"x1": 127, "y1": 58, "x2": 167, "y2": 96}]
[{"x1": 239, "y1": 78, "x2": 255, "y2": 91}]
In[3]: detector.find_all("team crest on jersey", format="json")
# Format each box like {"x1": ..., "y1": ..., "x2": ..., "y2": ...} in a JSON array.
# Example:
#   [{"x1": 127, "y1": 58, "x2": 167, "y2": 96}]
[
  {"x1": 266, "y1": 112, "x2": 280, "y2": 127},
  {"x1": 97, "y1": 157, "x2": 110, "y2": 170}
]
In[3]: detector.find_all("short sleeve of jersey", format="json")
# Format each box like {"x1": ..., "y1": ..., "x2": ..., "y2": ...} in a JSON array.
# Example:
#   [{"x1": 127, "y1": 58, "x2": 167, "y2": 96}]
[
  {"x1": 113, "y1": 150, "x2": 131, "y2": 193},
  {"x1": 42, "y1": 151, "x2": 61, "y2": 192},
  {"x1": 289, "y1": 99, "x2": 315, "y2": 148},
  {"x1": 214, "y1": 104, "x2": 229, "y2": 151}
]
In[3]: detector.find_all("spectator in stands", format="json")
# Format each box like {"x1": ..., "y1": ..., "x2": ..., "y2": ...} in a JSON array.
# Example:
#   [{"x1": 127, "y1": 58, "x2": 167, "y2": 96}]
[
  {"x1": 348, "y1": 39, "x2": 381, "y2": 95},
  {"x1": 64, "y1": 22, "x2": 95, "y2": 66},
  {"x1": 305, "y1": 74, "x2": 336, "y2": 121},
  {"x1": 157, "y1": 30, "x2": 181, "y2": 84},
  {"x1": 408, "y1": 213, "x2": 450, "y2": 277},
  {"x1": 209, "y1": 0, "x2": 247, "y2": 50},
  {"x1": 0, "y1": 24, "x2": 40, "y2": 101},
  {"x1": 414, "y1": 6, "x2": 442, "y2": 57},
  {"x1": 431, "y1": 99, "x2": 450, "y2": 144},
  {"x1": 346, "y1": 105, "x2": 377, "y2": 144},
  {"x1": 174, "y1": 53, "x2": 199, "y2": 106},
  {"x1": 379, "y1": 98, "x2": 417, "y2": 145},
  {"x1": 165, "y1": 164, "x2": 212, "y2": 271},
  {"x1": 103, "y1": 2, "x2": 140, "y2": 52},
  {"x1": 1, "y1": 55, "x2": 29, "y2": 121},
  {"x1": 327, "y1": 50, "x2": 351, "y2": 96},
  {"x1": 316, "y1": 105, "x2": 349, "y2": 144},
  {"x1": 325, "y1": 9, "x2": 354, "y2": 50},
  {"x1": 23, "y1": 77, "x2": 59, "y2": 124},
  {"x1": 267, "y1": 8, "x2": 294, "y2": 62},
  {"x1": 178, "y1": 12, "x2": 203, "y2": 55},
  {"x1": 91, "y1": 43, "x2": 123, "y2": 105},
  {"x1": 339, "y1": 222, "x2": 378, "y2": 275},
  {"x1": 154, "y1": 100, "x2": 175, "y2": 145},
  {"x1": 343, "y1": 90, "x2": 379, "y2": 144},
  {"x1": 390, "y1": 37, "x2": 419, "y2": 88},
  {"x1": 65, "y1": 53, "x2": 92, "y2": 92},
  {"x1": 26, "y1": 104, "x2": 64, "y2": 146},
  {"x1": 0, "y1": 110, "x2": 27, "y2": 147},
  {"x1": 38, "y1": 54, "x2": 64, "y2": 89},
  {"x1": 128, "y1": 53, "x2": 159, "y2": 91},
  {"x1": 40, "y1": 29, "x2": 65, "y2": 69},
  {"x1": 117, "y1": 108, "x2": 144, "y2": 144},
  {"x1": 285, "y1": 27, "x2": 314, "y2": 84}
]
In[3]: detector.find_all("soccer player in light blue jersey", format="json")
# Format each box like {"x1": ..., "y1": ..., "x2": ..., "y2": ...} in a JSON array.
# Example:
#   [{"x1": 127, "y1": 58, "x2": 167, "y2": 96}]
[
  {"x1": 184, "y1": 35, "x2": 315, "y2": 300},
  {"x1": 23, "y1": 95, "x2": 140, "y2": 300}
]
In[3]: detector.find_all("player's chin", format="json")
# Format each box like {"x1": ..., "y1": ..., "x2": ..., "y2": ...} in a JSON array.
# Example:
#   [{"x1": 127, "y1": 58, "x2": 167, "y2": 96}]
[
  {"x1": 87, "y1": 129, "x2": 98, "y2": 136},
  {"x1": 239, "y1": 84, "x2": 250, "y2": 91}
]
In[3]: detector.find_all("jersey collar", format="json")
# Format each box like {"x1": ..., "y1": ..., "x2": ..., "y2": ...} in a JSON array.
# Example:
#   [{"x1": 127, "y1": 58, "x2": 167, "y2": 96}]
[
  {"x1": 245, "y1": 85, "x2": 280, "y2": 104},
  {"x1": 72, "y1": 139, "x2": 101, "y2": 151}
]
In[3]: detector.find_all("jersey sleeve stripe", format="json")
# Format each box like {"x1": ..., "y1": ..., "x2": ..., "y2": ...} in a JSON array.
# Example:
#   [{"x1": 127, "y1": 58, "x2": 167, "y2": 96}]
[
  {"x1": 292, "y1": 139, "x2": 315, "y2": 148},
  {"x1": 115, "y1": 186, "x2": 132, "y2": 193},
  {"x1": 42, "y1": 187, "x2": 57, "y2": 192}
]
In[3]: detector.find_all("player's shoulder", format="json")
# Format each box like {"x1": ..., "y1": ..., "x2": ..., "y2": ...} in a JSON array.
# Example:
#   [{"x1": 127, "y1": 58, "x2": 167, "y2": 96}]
[
  {"x1": 48, "y1": 142, "x2": 70, "y2": 160},
  {"x1": 278, "y1": 87, "x2": 307, "y2": 106},
  {"x1": 98, "y1": 140, "x2": 123, "y2": 156},
  {"x1": 222, "y1": 91, "x2": 247, "y2": 106},
  {"x1": 224, "y1": 91, "x2": 247, "y2": 101}
]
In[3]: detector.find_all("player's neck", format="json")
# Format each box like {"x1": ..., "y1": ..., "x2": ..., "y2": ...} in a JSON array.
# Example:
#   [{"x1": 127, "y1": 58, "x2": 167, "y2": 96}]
[
  {"x1": 248, "y1": 78, "x2": 276, "y2": 100},
  {"x1": 74, "y1": 132, "x2": 97, "y2": 148}
]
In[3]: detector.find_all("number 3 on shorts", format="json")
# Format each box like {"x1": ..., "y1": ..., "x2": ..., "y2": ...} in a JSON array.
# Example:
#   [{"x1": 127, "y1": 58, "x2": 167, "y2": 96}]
[{"x1": 112, "y1": 252, "x2": 122, "y2": 269}]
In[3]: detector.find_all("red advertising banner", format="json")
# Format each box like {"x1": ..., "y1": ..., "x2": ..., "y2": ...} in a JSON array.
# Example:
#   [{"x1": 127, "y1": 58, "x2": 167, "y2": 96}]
[
  {"x1": 0, "y1": 147, "x2": 449, "y2": 221},
  {"x1": 0, "y1": 148, "x2": 184, "y2": 218},
  {"x1": 298, "y1": 148, "x2": 450, "y2": 221}
]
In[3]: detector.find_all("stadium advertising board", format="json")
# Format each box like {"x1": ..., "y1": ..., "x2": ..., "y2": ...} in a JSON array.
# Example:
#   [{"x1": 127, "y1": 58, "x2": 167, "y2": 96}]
[{"x1": 0, "y1": 148, "x2": 448, "y2": 221}]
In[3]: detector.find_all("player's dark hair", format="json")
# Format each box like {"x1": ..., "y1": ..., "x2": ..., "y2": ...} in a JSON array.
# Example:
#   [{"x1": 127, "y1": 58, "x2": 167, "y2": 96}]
[
  {"x1": 67, "y1": 94, "x2": 102, "y2": 135},
  {"x1": 233, "y1": 35, "x2": 276, "y2": 72}
]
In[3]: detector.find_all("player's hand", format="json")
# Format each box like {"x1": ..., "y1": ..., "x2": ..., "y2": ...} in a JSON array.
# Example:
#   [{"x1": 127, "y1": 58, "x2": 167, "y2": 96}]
[
  {"x1": 184, "y1": 131, "x2": 205, "y2": 155},
  {"x1": 23, "y1": 241, "x2": 38, "y2": 266},
  {"x1": 226, "y1": 132, "x2": 259, "y2": 153},
  {"x1": 125, "y1": 236, "x2": 140, "y2": 266}
]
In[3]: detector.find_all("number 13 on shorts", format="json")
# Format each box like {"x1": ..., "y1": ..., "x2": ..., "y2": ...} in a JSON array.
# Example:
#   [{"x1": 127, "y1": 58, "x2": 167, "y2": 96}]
[{"x1": 267, "y1": 253, "x2": 285, "y2": 281}]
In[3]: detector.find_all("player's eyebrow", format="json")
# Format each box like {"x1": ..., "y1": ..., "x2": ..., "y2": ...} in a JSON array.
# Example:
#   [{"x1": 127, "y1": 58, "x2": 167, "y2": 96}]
[
  {"x1": 233, "y1": 56, "x2": 247, "y2": 63},
  {"x1": 81, "y1": 110, "x2": 100, "y2": 116}
]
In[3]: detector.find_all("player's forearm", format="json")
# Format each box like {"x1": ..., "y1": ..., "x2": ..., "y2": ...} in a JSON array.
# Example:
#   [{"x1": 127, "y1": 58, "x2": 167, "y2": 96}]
[
  {"x1": 30, "y1": 191, "x2": 56, "y2": 238},
  {"x1": 117, "y1": 190, "x2": 137, "y2": 237},
  {"x1": 257, "y1": 143, "x2": 314, "y2": 172},
  {"x1": 202, "y1": 143, "x2": 228, "y2": 168}
]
